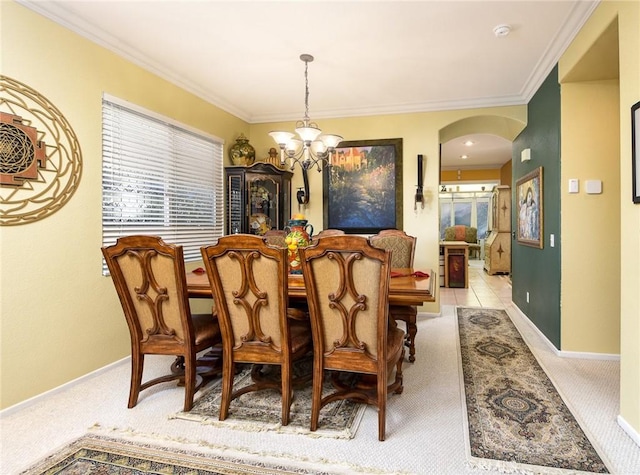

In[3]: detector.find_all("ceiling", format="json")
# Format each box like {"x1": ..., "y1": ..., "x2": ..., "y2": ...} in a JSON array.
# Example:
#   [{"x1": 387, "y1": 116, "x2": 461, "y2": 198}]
[{"x1": 20, "y1": 0, "x2": 598, "y2": 170}]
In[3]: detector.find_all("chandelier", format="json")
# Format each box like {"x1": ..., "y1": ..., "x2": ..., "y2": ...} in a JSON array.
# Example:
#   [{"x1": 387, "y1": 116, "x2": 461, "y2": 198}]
[{"x1": 269, "y1": 54, "x2": 343, "y2": 172}]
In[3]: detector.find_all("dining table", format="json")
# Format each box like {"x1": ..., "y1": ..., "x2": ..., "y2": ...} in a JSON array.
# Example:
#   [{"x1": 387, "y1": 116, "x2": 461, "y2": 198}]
[
  {"x1": 184, "y1": 267, "x2": 435, "y2": 383},
  {"x1": 186, "y1": 268, "x2": 436, "y2": 305}
]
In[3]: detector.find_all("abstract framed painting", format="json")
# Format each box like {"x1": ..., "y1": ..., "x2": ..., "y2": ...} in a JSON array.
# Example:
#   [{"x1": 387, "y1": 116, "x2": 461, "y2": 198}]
[
  {"x1": 323, "y1": 138, "x2": 403, "y2": 234},
  {"x1": 516, "y1": 166, "x2": 544, "y2": 248}
]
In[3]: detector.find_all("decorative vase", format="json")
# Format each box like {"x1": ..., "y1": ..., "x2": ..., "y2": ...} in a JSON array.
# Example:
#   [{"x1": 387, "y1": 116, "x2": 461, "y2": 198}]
[
  {"x1": 229, "y1": 133, "x2": 255, "y2": 166},
  {"x1": 284, "y1": 219, "x2": 313, "y2": 274}
]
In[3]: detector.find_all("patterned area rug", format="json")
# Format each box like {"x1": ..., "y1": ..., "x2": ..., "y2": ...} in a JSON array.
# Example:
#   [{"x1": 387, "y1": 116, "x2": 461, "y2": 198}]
[
  {"x1": 20, "y1": 433, "x2": 336, "y2": 474},
  {"x1": 457, "y1": 307, "x2": 609, "y2": 474},
  {"x1": 172, "y1": 360, "x2": 365, "y2": 439}
]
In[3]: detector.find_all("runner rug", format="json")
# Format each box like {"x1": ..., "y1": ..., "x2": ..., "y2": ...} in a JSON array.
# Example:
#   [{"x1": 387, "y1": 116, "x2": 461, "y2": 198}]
[
  {"x1": 456, "y1": 307, "x2": 609, "y2": 474},
  {"x1": 20, "y1": 433, "x2": 341, "y2": 474},
  {"x1": 171, "y1": 360, "x2": 365, "y2": 439}
]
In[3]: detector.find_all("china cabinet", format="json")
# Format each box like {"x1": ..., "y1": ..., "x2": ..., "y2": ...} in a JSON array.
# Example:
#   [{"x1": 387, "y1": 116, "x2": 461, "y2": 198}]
[
  {"x1": 484, "y1": 185, "x2": 511, "y2": 275},
  {"x1": 225, "y1": 163, "x2": 293, "y2": 235}
]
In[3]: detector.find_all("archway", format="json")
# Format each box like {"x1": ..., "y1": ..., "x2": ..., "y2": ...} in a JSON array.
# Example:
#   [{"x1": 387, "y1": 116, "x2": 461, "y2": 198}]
[{"x1": 437, "y1": 115, "x2": 525, "y2": 252}]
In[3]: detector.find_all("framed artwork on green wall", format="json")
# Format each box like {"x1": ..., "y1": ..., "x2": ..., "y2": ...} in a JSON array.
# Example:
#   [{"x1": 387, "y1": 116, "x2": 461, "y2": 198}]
[
  {"x1": 632, "y1": 100, "x2": 640, "y2": 204},
  {"x1": 516, "y1": 167, "x2": 543, "y2": 249}
]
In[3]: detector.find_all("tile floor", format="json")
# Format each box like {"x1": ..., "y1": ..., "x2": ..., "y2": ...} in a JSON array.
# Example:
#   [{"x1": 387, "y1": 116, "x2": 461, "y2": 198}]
[{"x1": 439, "y1": 258, "x2": 512, "y2": 309}]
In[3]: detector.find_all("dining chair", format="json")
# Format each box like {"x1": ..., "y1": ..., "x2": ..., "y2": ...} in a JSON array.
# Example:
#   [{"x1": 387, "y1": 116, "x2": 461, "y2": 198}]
[
  {"x1": 263, "y1": 229, "x2": 287, "y2": 248},
  {"x1": 298, "y1": 235, "x2": 405, "y2": 441},
  {"x1": 200, "y1": 234, "x2": 312, "y2": 426},
  {"x1": 314, "y1": 229, "x2": 345, "y2": 239},
  {"x1": 369, "y1": 229, "x2": 419, "y2": 362},
  {"x1": 101, "y1": 235, "x2": 221, "y2": 412}
]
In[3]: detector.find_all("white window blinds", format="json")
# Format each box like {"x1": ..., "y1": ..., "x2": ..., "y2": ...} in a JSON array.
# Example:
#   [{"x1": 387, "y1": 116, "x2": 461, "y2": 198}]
[{"x1": 102, "y1": 95, "x2": 224, "y2": 273}]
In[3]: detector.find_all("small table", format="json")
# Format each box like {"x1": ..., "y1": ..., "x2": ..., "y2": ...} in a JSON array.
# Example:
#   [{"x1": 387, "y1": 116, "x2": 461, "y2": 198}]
[{"x1": 440, "y1": 241, "x2": 469, "y2": 288}]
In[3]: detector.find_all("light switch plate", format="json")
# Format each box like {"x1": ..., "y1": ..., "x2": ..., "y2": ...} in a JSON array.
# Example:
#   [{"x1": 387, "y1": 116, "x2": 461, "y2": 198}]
[
  {"x1": 568, "y1": 179, "x2": 579, "y2": 193},
  {"x1": 585, "y1": 180, "x2": 602, "y2": 194}
]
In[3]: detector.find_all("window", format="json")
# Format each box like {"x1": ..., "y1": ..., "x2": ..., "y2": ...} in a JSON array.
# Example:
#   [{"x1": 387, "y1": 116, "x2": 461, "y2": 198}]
[
  {"x1": 102, "y1": 94, "x2": 224, "y2": 273},
  {"x1": 439, "y1": 191, "x2": 492, "y2": 239}
]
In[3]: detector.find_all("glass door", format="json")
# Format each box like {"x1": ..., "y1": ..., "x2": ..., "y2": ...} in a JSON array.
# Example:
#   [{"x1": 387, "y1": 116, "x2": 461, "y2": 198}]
[
  {"x1": 439, "y1": 191, "x2": 491, "y2": 239},
  {"x1": 248, "y1": 176, "x2": 279, "y2": 235}
]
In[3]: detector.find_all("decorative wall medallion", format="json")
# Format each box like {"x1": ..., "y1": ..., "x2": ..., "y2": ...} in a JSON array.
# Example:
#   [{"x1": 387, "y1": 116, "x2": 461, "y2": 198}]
[{"x1": 0, "y1": 76, "x2": 82, "y2": 225}]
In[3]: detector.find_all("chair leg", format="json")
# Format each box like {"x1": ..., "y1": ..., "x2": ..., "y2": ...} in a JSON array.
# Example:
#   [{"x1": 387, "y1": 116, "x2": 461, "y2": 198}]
[
  {"x1": 219, "y1": 359, "x2": 235, "y2": 421},
  {"x1": 405, "y1": 319, "x2": 417, "y2": 363},
  {"x1": 281, "y1": 362, "x2": 292, "y2": 426},
  {"x1": 310, "y1": 367, "x2": 324, "y2": 432},
  {"x1": 378, "y1": 370, "x2": 387, "y2": 441},
  {"x1": 128, "y1": 352, "x2": 144, "y2": 408},
  {"x1": 394, "y1": 347, "x2": 405, "y2": 395},
  {"x1": 183, "y1": 354, "x2": 197, "y2": 412}
]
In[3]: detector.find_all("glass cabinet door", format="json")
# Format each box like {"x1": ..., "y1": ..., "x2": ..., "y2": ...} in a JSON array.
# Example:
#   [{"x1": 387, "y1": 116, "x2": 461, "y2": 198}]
[
  {"x1": 225, "y1": 163, "x2": 292, "y2": 235},
  {"x1": 227, "y1": 175, "x2": 243, "y2": 234},
  {"x1": 247, "y1": 175, "x2": 279, "y2": 235}
]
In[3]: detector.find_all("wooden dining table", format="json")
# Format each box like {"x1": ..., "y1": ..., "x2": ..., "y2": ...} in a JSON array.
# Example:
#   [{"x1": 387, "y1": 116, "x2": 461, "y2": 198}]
[{"x1": 186, "y1": 268, "x2": 436, "y2": 305}]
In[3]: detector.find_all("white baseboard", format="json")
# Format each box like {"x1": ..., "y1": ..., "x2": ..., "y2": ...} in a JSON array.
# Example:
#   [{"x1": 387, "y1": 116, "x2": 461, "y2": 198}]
[
  {"x1": 617, "y1": 414, "x2": 640, "y2": 448},
  {"x1": 0, "y1": 357, "x2": 129, "y2": 417},
  {"x1": 511, "y1": 303, "x2": 619, "y2": 360}
]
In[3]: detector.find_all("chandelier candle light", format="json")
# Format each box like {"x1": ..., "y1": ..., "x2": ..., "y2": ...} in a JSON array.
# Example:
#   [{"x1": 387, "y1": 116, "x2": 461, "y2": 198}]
[{"x1": 269, "y1": 54, "x2": 343, "y2": 172}]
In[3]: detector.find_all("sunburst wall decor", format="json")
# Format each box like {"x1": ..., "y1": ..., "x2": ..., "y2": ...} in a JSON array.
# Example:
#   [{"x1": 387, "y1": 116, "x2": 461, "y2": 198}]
[{"x1": 0, "y1": 75, "x2": 83, "y2": 226}]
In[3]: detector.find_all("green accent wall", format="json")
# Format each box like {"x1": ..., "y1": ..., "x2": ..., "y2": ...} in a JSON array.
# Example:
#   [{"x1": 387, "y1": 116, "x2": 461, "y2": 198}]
[{"x1": 512, "y1": 66, "x2": 562, "y2": 348}]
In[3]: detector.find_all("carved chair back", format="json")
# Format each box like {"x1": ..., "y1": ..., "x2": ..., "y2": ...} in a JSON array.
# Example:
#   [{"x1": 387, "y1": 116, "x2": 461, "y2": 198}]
[
  {"x1": 314, "y1": 229, "x2": 345, "y2": 239},
  {"x1": 263, "y1": 229, "x2": 287, "y2": 248},
  {"x1": 369, "y1": 229, "x2": 416, "y2": 268},
  {"x1": 299, "y1": 235, "x2": 405, "y2": 440},
  {"x1": 369, "y1": 229, "x2": 419, "y2": 363},
  {"x1": 200, "y1": 234, "x2": 311, "y2": 425},
  {"x1": 102, "y1": 235, "x2": 220, "y2": 411}
]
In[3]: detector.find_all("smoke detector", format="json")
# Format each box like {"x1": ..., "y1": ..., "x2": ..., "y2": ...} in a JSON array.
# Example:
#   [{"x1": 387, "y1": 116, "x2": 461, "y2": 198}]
[{"x1": 493, "y1": 24, "x2": 512, "y2": 37}]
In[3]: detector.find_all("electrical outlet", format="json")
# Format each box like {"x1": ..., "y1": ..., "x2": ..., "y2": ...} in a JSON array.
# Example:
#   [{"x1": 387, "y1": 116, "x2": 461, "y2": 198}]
[{"x1": 526, "y1": 292, "x2": 530, "y2": 303}]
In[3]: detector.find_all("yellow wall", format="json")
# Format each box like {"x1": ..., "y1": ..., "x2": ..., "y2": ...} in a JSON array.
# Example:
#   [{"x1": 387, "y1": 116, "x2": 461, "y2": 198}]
[
  {"x1": 559, "y1": 0, "x2": 640, "y2": 436},
  {"x1": 0, "y1": 1, "x2": 248, "y2": 409},
  {"x1": 441, "y1": 168, "x2": 502, "y2": 183},
  {"x1": 500, "y1": 160, "x2": 512, "y2": 186},
  {"x1": 560, "y1": 80, "x2": 620, "y2": 353}
]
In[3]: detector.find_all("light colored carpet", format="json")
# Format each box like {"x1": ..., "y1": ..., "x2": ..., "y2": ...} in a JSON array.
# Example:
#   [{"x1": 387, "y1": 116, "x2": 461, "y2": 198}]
[{"x1": 2, "y1": 301, "x2": 640, "y2": 474}]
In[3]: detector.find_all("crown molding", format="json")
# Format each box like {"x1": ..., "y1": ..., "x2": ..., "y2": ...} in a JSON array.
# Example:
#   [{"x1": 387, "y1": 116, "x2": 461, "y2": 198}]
[{"x1": 16, "y1": 0, "x2": 253, "y2": 122}]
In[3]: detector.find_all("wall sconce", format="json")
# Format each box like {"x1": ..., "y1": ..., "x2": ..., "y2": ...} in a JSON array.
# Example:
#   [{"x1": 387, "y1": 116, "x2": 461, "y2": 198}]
[
  {"x1": 521, "y1": 148, "x2": 531, "y2": 162},
  {"x1": 415, "y1": 154, "x2": 425, "y2": 210}
]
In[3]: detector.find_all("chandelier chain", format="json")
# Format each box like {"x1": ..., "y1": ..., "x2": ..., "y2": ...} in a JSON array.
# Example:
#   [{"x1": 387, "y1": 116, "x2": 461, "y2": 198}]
[{"x1": 303, "y1": 59, "x2": 310, "y2": 122}]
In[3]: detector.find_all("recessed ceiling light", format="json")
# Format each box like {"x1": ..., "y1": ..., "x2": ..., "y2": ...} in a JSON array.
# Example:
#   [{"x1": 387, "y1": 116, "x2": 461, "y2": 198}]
[
  {"x1": 460, "y1": 155, "x2": 469, "y2": 160},
  {"x1": 493, "y1": 24, "x2": 512, "y2": 37},
  {"x1": 464, "y1": 140, "x2": 474, "y2": 146}
]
